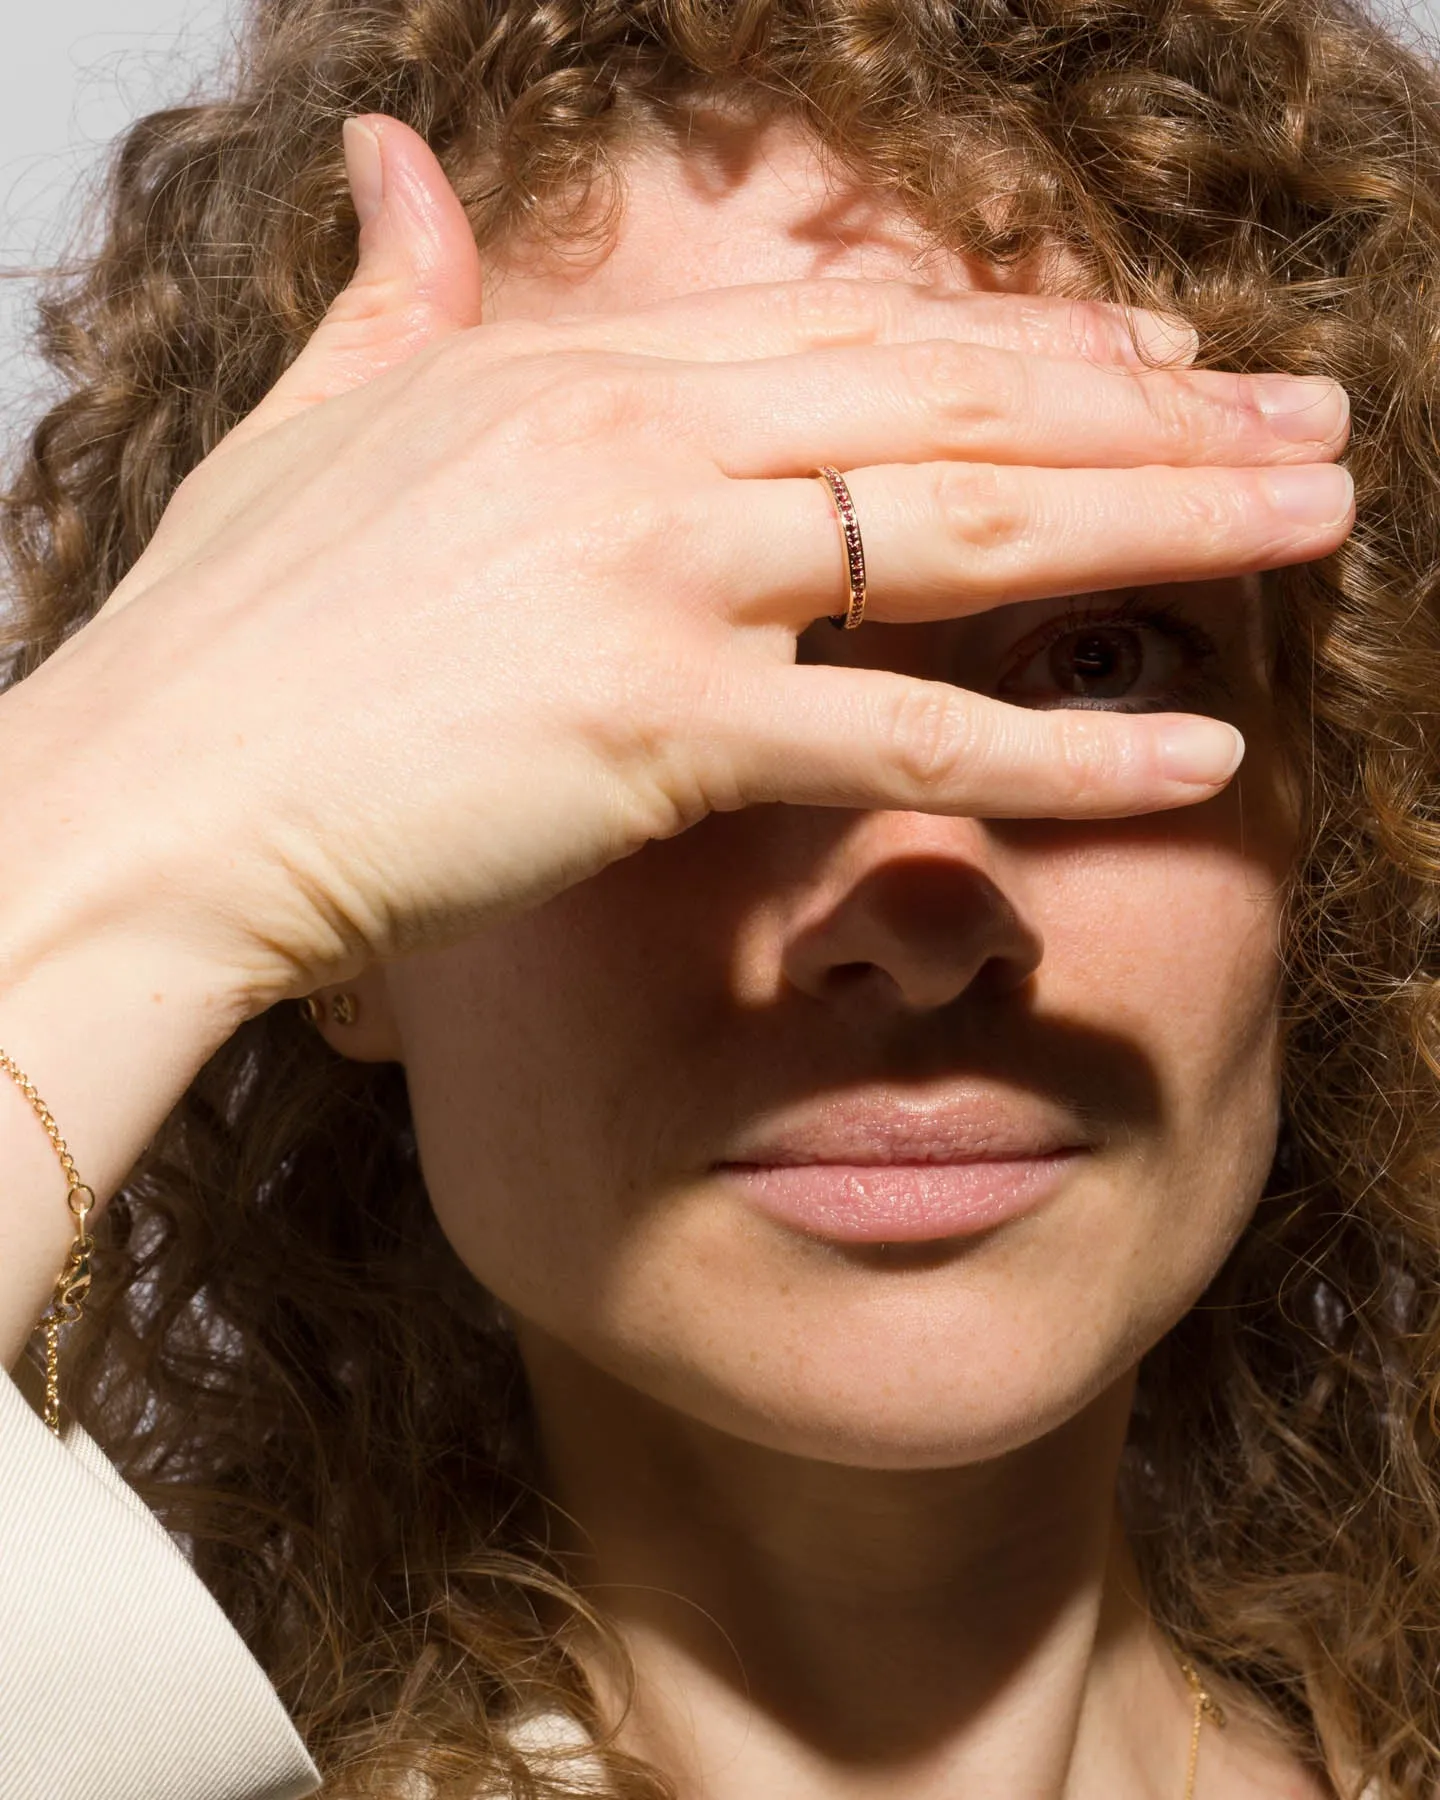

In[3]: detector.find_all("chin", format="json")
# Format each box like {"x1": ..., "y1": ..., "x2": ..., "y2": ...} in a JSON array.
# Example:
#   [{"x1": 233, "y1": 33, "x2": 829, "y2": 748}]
[
  {"x1": 578, "y1": 1259, "x2": 1154, "y2": 1470},
  {"x1": 480, "y1": 1158, "x2": 1254, "y2": 1471}
]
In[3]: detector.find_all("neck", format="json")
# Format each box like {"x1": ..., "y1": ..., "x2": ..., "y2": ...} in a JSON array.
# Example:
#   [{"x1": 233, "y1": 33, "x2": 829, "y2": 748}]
[{"x1": 518, "y1": 1331, "x2": 1197, "y2": 1800}]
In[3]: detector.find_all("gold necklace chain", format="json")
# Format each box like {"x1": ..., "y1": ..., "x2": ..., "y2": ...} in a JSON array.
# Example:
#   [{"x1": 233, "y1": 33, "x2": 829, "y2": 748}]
[{"x1": 1177, "y1": 1658, "x2": 1226, "y2": 1800}]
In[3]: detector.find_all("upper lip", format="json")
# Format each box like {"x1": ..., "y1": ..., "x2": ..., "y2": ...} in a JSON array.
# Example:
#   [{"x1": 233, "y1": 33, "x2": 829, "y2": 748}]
[{"x1": 716, "y1": 1092, "x2": 1091, "y2": 1167}]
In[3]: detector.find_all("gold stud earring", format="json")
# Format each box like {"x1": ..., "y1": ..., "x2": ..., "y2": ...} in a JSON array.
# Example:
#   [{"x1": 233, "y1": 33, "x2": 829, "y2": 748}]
[{"x1": 299, "y1": 993, "x2": 359, "y2": 1028}]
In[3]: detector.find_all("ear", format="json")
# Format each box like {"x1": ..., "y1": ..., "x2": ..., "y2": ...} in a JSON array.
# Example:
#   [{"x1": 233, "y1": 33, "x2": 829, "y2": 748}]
[{"x1": 305, "y1": 965, "x2": 404, "y2": 1063}]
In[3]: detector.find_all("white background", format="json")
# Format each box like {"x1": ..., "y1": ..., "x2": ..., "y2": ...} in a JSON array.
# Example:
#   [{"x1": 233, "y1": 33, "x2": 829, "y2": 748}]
[
  {"x1": 0, "y1": 0, "x2": 230, "y2": 435},
  {"x1": 4, "y1": 0, "x2": 1440, "y2": 433}
]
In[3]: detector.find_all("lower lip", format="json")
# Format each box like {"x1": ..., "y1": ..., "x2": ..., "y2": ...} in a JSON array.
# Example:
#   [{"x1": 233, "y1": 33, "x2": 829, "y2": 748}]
[{"x1": 718, "y1": 1154, "x2": 1081, "y2": 1245}]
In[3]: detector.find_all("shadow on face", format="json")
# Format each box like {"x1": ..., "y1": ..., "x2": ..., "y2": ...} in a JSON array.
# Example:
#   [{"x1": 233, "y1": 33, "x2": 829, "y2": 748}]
[{"x1": 378, "y1": 578, "x2": 1293, "y2": 1471}]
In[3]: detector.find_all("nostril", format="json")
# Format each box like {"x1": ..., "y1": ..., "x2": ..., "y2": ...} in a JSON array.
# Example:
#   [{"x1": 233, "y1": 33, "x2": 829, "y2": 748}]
[
  {"x1": 972, "y1": 952, "x2": 1035, "y2": 1001},
  {"x1": 779, "y1": 851, "x2": 1044, "y2": 1013}
]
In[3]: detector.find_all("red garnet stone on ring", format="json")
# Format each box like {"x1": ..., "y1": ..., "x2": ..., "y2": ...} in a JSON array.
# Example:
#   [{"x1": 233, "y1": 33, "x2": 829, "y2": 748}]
[{"x1": 814, "y1": 465, "x2": 868, "y2": 630}]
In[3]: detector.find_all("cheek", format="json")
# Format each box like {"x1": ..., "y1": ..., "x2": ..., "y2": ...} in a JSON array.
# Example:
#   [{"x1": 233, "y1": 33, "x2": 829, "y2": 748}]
[
  {"x1": 1022, "y1": 774, "x2": 1290, "y2": 1186},
  {"x1": 382, "y1": 861, "x2": 733, "y2": 1302},
  {"x1": 1016, "y1": 820, "x2": 1287, "y2": 1315},
  {"x1": 1028, "y1": 822, "x2": 1285, "y2": 1120}
]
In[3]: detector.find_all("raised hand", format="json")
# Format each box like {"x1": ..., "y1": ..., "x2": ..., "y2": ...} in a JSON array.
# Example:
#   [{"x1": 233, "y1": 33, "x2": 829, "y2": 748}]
[{"x1": 5, "y1": 116, "x2": 1351, "y2": 1014}]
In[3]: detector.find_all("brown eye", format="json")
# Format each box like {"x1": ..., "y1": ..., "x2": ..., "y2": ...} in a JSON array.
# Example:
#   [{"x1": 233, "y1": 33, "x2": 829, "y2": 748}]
[
  {"x1": 1048, "y1": 626, "x2": 1143, "y2": 699},
  {"x1": 996, "y1": 606, "x2": 1213, "y2": 712}
]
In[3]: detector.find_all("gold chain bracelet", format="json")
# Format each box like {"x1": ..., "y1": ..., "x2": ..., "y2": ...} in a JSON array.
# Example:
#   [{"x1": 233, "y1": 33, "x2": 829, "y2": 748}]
[{"x1": 0, "y1": 1050, "x2": 96, "y2": 1434}]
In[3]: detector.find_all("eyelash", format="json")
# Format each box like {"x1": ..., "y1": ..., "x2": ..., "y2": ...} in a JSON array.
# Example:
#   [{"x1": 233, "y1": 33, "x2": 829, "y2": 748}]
[{"x1": 996, "y1": 595, "x2": 1230, "y2": 713}]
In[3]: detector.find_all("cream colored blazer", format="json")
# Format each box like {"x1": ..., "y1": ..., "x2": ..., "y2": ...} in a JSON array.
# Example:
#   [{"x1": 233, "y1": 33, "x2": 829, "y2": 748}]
[
  {"x1": 0, "y1": 1361, "x2": 318, "y2": 1800},
  {"x1": 0, "y1": 1363, "x2": 606, "y2": 1800}
]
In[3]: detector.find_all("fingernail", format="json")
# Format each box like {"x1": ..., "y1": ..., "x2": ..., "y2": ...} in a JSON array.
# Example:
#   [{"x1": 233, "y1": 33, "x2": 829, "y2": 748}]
[
  {"x1": 342, "y1": 117, "x2": 385, "y2": 229},
  {"x1": 1157, "y1": 719, "x2": 1245, "y2": 788},
  {"x1": 1261, "y1": 463, "x2": 1354, "y2": 526},
  {"x1": 1251, "y1": 374, "x2": 1349, "y2": 444}
]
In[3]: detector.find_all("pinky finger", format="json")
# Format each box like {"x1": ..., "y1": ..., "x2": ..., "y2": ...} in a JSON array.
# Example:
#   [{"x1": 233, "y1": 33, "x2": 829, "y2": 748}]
[{"x1": 707, "y1": 664, "x2": 1245, "y2": 819}]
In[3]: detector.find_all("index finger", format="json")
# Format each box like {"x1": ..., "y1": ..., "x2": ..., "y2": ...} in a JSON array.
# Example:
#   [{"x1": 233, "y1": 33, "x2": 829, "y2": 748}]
[{"x1": 498, "y1": 278, "x2": 1200, "y2": 371}]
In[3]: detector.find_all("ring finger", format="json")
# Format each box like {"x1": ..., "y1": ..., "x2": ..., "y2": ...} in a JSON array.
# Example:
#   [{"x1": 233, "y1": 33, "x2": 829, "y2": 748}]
[{"x1": 725, "y1": 459, "x2": 1355, "y2": 627}]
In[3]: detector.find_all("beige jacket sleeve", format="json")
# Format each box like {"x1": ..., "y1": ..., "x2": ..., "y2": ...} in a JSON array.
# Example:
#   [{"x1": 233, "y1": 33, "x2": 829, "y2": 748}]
[{"x1": 0, "y1": 1362, "x2": 320, "y2": 1800}]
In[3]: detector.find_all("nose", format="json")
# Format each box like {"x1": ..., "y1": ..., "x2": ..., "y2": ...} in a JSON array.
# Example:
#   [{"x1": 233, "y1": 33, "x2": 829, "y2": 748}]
[{"x1": 779, "y1": 813, "x2": 1044, "y2": 1017}]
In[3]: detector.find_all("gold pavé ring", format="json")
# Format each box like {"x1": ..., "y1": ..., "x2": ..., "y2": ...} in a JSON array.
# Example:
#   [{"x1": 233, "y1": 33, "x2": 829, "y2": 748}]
[{"x1": 814, "y1": 465, "x2": 868, "y2": 630}]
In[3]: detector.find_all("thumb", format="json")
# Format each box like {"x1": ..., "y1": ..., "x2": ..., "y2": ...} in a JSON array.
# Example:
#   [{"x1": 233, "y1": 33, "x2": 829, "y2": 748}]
[{"x1": 242, "y1": 114, "x2": 485, "y2": 436}]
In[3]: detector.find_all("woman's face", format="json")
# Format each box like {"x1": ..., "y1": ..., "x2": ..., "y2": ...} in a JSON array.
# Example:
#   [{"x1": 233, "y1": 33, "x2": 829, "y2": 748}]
[{"x1": 377, "y1": 128, "x2": 1296, "y2": 1469}]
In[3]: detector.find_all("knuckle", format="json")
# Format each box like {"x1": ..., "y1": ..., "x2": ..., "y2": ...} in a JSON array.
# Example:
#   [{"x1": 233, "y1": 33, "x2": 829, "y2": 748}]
[
  {"x1": 1137, "y1": 369, "x2": 1202, "y2": 446},
  {"x1": 883, "y1": 683, "x2": 977, "y2": 791},
  {"x1": 1137, "y1": 369, "x2": 1214, "y2": 452},
  {"x1": 606, "y1": 659, "x2": 736, "y2": 838},
  {"x1": 1049, "y1": 710, "x2": 1130, "y2": 810},
  {"x1": 1059, "y1": 299, "x2": 1132, "y2": 361},
  {"x1": 778, "y1": 279, "x2": 885, "y2": 346},
  {"x1": 900, "y1": 339, "x2": 1014, "y2": 438},
  {"x1": 567, "y1": 482, "x2": 694, "y2": 586},
  {"x1": 511, "y1": 356, "x2": 653, "y2": 446},
  {"x1": 1167, "y1": 469, "x2": 1246, "y2": 546},
  {"x1": 611, "y1": 485, "x2": 697, "y2": 572},
  {"x1": 931, "y1": 462, "x2": 1028, "y2": 558}
]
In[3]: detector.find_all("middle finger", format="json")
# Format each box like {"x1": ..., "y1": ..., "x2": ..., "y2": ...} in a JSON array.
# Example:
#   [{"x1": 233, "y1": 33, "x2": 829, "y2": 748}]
[{"x1": 638, "y1": 340, "x2": 1349, "y2": 474}]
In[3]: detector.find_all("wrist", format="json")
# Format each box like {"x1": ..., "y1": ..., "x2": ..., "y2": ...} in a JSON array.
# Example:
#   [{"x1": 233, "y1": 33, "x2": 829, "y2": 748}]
[
  {"x1": 0, "y1": 914, "x2": 250, "y2": 1368},
  {"x1": 0, "y1": 655, "x2": 281, "y2": 1364},
  {"x1": 0, "y1": 608, "x2": 319, "y2": 1023}
]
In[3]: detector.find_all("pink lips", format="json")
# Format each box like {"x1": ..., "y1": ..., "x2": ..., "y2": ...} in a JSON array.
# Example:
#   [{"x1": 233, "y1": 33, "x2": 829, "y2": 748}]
[{"x1": 715, "y1": 1098, "x2": 1086, "y2": 1245}]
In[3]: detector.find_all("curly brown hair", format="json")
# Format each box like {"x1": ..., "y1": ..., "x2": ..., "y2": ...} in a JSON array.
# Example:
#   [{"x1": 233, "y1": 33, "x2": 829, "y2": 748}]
[{"x1": 6, "y1": 0, "x2": 1440, "y2": 1794}]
